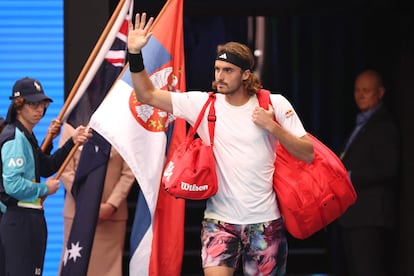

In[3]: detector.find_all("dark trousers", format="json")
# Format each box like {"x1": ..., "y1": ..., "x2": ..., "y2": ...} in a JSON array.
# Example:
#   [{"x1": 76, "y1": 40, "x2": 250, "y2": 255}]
[{"x1": 0, "y1": 207, "x2": 46, "y2": 276}]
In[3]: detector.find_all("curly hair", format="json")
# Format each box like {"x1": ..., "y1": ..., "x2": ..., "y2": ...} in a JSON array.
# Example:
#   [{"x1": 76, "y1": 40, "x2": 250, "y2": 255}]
[{"x1": 212, "y1": 42, "x2": 262, "y2": 96}]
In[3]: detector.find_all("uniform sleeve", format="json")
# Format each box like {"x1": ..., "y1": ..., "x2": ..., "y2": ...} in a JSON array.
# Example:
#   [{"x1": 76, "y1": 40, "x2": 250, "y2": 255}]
[
  {"x1": 1, "y1": 139, "x2": 48, "y2": 201},
  {"x1": 0, "y1": 201, "x2": 7, "y2": 213},
  {"x1": 58, "y1": 123, "x2": 78, "y2": 193},
  {"x1": 38, "y1": 126, "x2": 76, "y2": 177}
]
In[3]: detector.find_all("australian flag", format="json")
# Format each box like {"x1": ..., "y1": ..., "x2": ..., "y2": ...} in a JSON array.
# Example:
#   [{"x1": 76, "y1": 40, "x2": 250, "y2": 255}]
[
  {"x1": 60, "y1": 0, "x2": 132, "y2": 274},
  {"x1": 60, "y1": 130, "x2": 110, "y2": 275},
  {"x1": 66, "y1": 9, "x2": 130, "y2": 128}
]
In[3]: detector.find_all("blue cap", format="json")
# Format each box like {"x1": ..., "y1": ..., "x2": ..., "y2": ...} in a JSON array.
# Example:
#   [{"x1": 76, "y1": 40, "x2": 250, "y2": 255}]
[{"x1": 10, "y1": 77, "x2": 52, "y2": 103}]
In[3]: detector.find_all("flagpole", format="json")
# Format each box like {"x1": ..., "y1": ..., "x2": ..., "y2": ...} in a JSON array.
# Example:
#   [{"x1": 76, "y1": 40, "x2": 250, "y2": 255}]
[
  {"x1": 54, "y1": 123, "x2": 93, "y2": 179},
  {"x1": 41, "y1": 0, "x2": 127, "y2": 152},
  {"x1": 54, "y1": 0, "x2": 172, "y2": 176},
  {"x1": 148, "y1": 0, "x2": 172, "y2": 32},
  {"x1": 54, "y1": 142, "x2": 81, "y2": 179}
]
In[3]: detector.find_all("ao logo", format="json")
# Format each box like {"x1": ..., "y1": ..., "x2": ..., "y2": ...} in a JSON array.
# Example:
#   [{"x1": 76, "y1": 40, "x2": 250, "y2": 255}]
[{"x1": 8, "y1": 157, "x2": 24, "y2": 167}]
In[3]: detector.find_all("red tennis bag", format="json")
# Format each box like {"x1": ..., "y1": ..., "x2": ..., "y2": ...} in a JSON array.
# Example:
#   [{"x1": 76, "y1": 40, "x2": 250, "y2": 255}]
[
  {"x1": 162, "y1": 93, "x2": 218, "y2": 200},
  {"x1": 257, "y1": 89, "x2": 357, "y2": 239}
]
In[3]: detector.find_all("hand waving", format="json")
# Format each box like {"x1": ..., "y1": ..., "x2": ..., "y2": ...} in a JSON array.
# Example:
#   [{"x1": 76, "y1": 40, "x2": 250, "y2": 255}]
[{"x1": 128, "y1": 13, "x2": 154, "y2": 54}]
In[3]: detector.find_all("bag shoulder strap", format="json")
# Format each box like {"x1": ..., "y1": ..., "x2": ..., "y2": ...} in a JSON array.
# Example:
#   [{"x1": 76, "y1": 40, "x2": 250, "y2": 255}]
[
  {"x1": 256, "y1": 89, "x2": 279, "y2": 125},
  {"x1": 256, "y1": 89, "x2": 270, "y2": 109},
  {"x1": 189, "y1": 92, "x2": 216, "y2": 145},
  {"x1": 206, "y1": 92, "x2": 216, "y2": 145}
]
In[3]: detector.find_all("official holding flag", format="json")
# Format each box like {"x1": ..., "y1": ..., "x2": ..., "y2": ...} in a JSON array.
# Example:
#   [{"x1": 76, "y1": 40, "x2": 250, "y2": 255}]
[{"x1": 0, "y1": 77, "x2": 91, "y2": 276}]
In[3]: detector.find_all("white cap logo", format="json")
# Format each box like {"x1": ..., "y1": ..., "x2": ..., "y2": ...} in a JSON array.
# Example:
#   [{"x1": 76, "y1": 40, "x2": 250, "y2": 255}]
[{"x1": 34, "y1": 81, "x2": 42, "y2": 92}]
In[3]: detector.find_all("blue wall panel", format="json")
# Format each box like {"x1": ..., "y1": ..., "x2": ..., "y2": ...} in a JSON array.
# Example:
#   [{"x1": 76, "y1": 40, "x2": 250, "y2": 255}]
[{"x1": 0, "y1": 1, "x2": 64, "y2": 275}]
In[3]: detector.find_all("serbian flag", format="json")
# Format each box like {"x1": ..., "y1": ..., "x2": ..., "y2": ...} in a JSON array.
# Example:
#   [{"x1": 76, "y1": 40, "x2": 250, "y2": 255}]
[{"x1": 89, "y1": 0, "x2": 186, "y2": 275}]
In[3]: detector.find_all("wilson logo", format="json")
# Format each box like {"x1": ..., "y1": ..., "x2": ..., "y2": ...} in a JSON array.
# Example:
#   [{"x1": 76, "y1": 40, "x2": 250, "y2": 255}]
[{"x1": 180, "y1": 182, "x2": 209, "y2": 191}]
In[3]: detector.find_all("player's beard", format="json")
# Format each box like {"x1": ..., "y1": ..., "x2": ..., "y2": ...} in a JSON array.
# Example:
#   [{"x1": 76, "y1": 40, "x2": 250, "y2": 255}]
[{"x1": 215, "y1": 81, "x2": 243, "y2": 95}]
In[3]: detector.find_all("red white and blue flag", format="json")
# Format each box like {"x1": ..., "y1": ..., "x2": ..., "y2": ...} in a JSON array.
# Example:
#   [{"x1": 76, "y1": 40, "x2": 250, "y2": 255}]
[{"x1": 90, "y1": 0, "x2": 186, "y2": 275}]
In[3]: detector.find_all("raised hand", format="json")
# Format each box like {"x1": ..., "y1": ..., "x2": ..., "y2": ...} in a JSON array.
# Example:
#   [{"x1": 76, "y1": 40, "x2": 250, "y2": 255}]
[{"x1": 128, "y1": 13, "x2": 155, "y2": 54}]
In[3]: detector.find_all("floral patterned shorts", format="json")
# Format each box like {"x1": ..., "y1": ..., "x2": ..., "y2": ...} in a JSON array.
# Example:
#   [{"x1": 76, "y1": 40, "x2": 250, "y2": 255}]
[{"x1": 201, "y1": 218, "x2": 287, "y2": 276}]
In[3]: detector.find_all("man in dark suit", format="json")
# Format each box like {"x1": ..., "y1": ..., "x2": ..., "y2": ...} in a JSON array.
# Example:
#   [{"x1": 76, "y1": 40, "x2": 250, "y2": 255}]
[{"x1": 337, "y1": 69, "x2": 400, "y2": 276}]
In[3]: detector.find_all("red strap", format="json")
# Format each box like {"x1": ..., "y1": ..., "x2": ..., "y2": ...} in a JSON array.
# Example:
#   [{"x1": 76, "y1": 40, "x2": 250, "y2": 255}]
[
  {"x1": 188, "y1": 92, "x2": 216, "y2": 145},
  {"x1": 207, "y1": 92, "x2": 216, "y2": 145},
  {"x1": 256, "y1": 89, "x2": 280, "y2": 125},
  {"x1": 256, "y1": 89, "x2": 270, "y2": 110}
]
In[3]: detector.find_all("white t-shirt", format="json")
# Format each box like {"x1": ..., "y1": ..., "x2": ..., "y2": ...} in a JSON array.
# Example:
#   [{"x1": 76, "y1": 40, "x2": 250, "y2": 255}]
[{"x1": 171, "y1": 91, "x2": 307, "y2": 224}]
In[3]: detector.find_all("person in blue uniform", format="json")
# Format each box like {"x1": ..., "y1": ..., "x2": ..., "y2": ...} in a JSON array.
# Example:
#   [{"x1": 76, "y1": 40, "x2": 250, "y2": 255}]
[
  {"x1": 0, "y1": 77, "x2": 92, "y2": 276},
  {"x1": 0, "y1": 115, "x2": 4, "y2": 275}
]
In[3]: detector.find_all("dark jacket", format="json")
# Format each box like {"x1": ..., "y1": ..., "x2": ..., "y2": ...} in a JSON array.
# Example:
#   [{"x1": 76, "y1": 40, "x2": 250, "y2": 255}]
[{"x1": 338, "y1": 104, "x2": 400, "y2": 228}]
